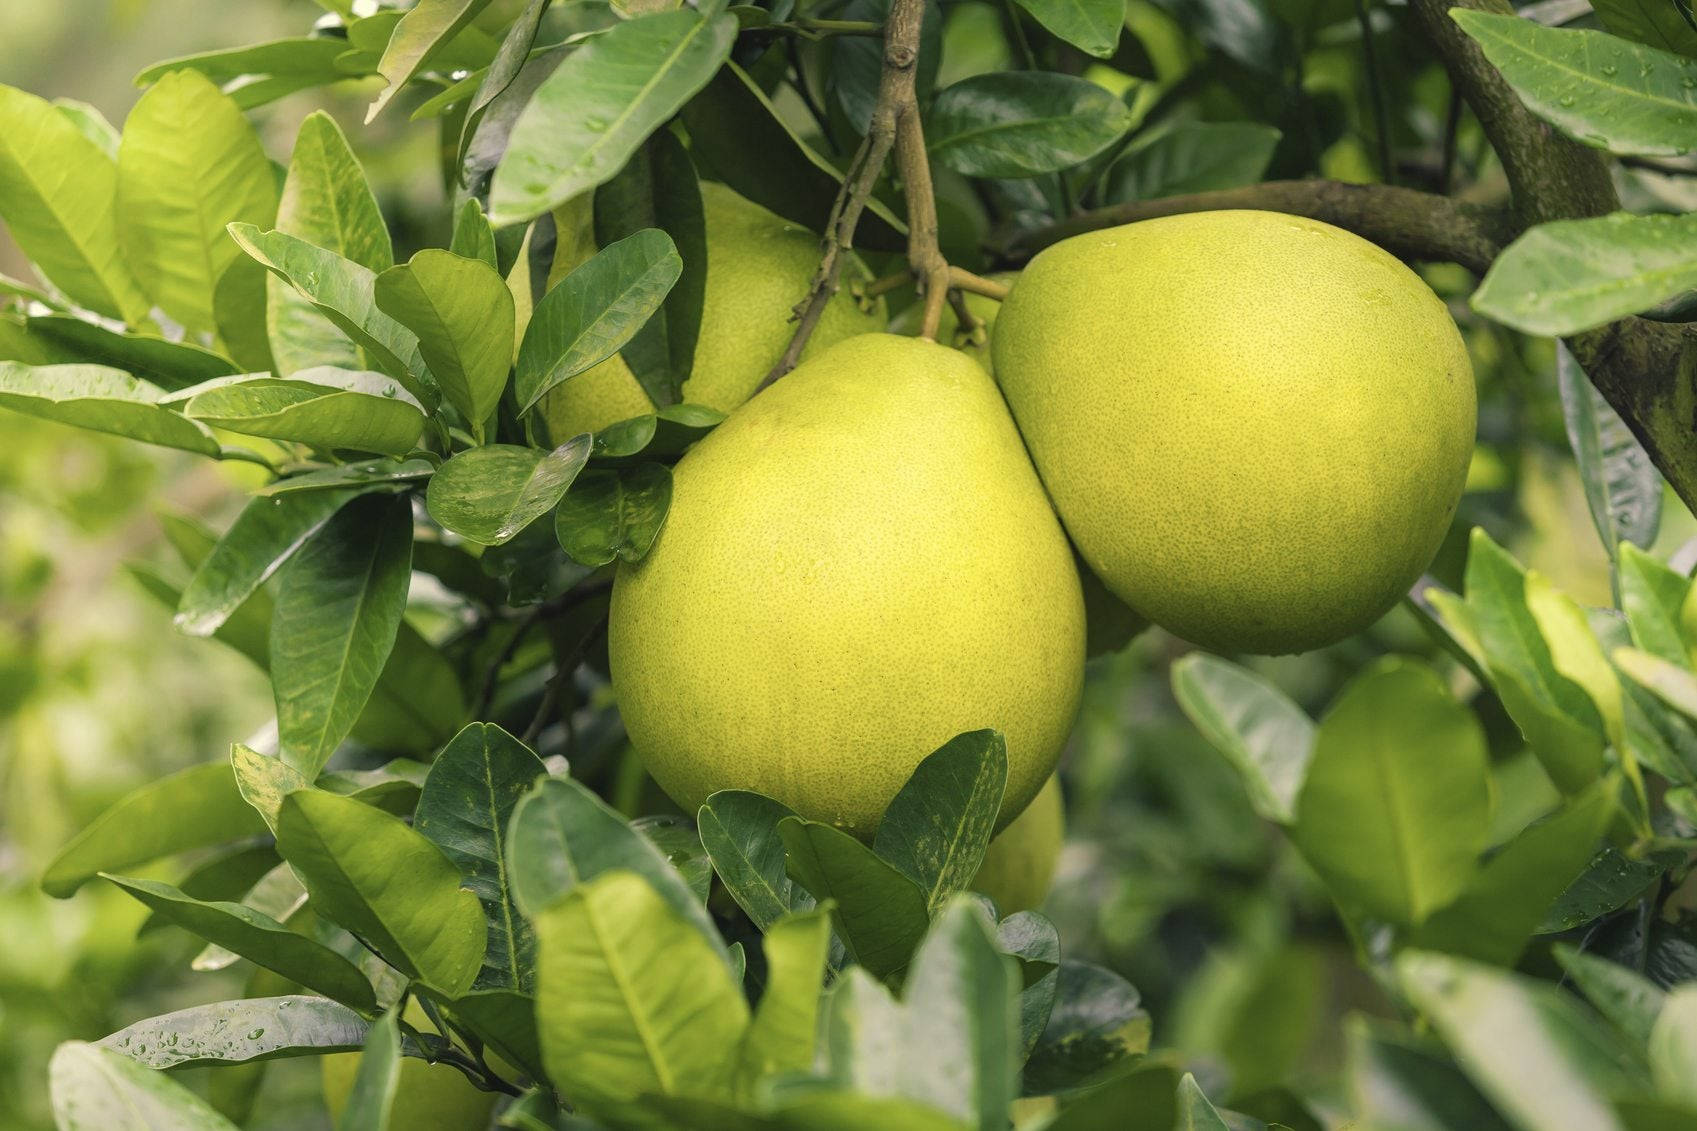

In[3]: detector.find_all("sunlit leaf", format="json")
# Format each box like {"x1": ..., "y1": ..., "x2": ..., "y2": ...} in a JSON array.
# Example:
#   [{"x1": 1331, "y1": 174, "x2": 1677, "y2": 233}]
[
  {"x1": 425, "y1": 439, "x2": 591, "y2": 547},
  {"x1": 1171, "y1": 652, "x2": 1314, "y2": 824},
  {"x1": 0, "y1": 362, "x2": 220, "y2": 455},
  {"x1": 51, "y1": 1041, "x2": 239, "y2": 1131}
]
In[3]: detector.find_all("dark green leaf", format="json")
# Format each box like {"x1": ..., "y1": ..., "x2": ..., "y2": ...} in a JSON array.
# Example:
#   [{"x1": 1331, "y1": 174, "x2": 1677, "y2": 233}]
[
  {"x1": 874, "y1": 730, "x2": 1009, "y2": 914},
  {"x1": 51, "y1": 1041, "x2": 239, "y2": 1131},
  {"x1": 591, "y1": 403, "x2": 724, "y2": 463},
  {"x1": 339, "y1": 1005, "x2": 401, "y2": 1130},
  {"x1": 998, "y1": 911, "x2": 1060, "y2": 1059},
  {"x1": 425, "y1": 439, "x2": 591, "y2": 547},
  {"x1": 374, "y1": 248, "x2": 514, "y2": 435},
  {"x1": 1558, "y1": 345, "x2": 1661, "y2": 558},
  {"x1": 1103, "y1": 122, "x2": 1282, "y2": 202},
  {"x1": 191, "y1": 861, "x2": 309, "y2": 972},
  {"x1": 414, "y1": 723, "x2": 548, "y2": 991},
  {"x1": 633, "y1": 814, "x2": 713, "y2": 904},
  {"x1": 135, "y1": 841, "x2": 279, "y2": 938},
  {"x1": 256, "y1": 459, "x2": 436, "y2": 498},
  {"x1": 698, "y1": 790, "x2": 815, "y2": 931},
  {"x1": 0, "y1": 362, "x2": 220, "y2": 455},
  {"x1": 1556, "y1": 944, "x2": 1670, "y2": 1048},
  {"x1": 101, "y1": 997, "x2": 374, "y2": 1068},
  {"x1": 488, "y1": 9, "x2": 738, "y2": 225},
  {"x1": 425, "y1": 987, "x2": 547, "y2": 1084},
  {"x1": 1171, "y1": 653, "x2": 1313, "y2": 824},
  {"x1": 1540, "y1": 840, "x2": 1677, "y2": 932},
  {"x1": 1025, "y1": 961, "x2": 1151, "y2": 1094},
  {"x1": 553, "y1": 463, "x2": 671, "y2": 566},
  {"x1": 27, "y1": 313, "x2": 240, "y2": 391},
  {"x1": 780, "y1": 816, "x2": 931, "y2": 980},
  {"x1": 1593, "y1": 0, "x2": 1697, "y2": 58},
  {"x1": 927, "y1": 72, "x2": 1133, "y2": 178},
  {"x1": 1012, "y1": 0, "x2": 1125, "y2": 58}
]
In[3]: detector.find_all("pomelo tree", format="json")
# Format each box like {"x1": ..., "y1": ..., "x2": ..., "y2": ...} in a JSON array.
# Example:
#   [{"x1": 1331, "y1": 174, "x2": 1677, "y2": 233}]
[{"x1": 4, "y1": 0, "x2": 1697, "y2": 1129}]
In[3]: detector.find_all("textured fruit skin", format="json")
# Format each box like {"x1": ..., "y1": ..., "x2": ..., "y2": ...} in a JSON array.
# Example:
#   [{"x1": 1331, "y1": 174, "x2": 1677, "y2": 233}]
[
  {"x1": 321, "y1": 1003, "x2": 496, "y2": 1129},
  {"x1": 541, "y1": 182, "x2": 885, "y2": 438},
  {"x1": 993, "y1": 210, "x2": 1476, "y2": 655},
  {"x1": 610, "y1": 334, "x2": 1085, "y2": 837},
  {"x1": 971, "y1": 774, "x2": 1064, "y2": 914}
]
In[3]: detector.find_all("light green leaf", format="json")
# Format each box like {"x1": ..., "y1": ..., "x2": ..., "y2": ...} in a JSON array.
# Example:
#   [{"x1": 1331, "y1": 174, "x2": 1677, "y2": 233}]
[
  {"x1": 374, "y1": 248, "x2": 514, "y2": 435},
  {"x1": 1012, "y1": 0, "x2": 1124, "y2": 58},
  {"x1": 54, "y1": 97, "x2": 120, "y2": 157},
  {"x1": 0, "y1": 84, "x2": 149, "y2": 322},
  {"x1": 734, "y1": 909, "x2": 832, "y2": 1098},
  {"x1": 116, "y1": 69, "x2": 278, "y2": 333},
  {"x1": 178, "y1": 368, "x2": 426, "y2": 455},
  {"x1": 135, "y1": 39, "x2": 354, "y2": 106},
  {"x1": 1618, "y1": 544, "x2": 1690, "y2": 666},
  {"x1": 927, "y1": 72, "x2": 1133, "y2": 179},
  {"x1": 0, "y1": 362, "x2": 220, "y2": 455},
  {"x1": 1615, "y1": 646, "x2": 1697, "y2": 723},
  {"x1": 1555, "y1": 944, "x2": 1669, "y2": 1048},
  {"x1": 41, "y1": 760, "x2": 268, "y2": 898},
  {"x1": 1451, "y1": 10, "x2": 1697, "y2": 158},
  {"x1": 368, "y1": 0, "x2": 494, "y2": 121},
  {"x1": 1557, "y1": 345, "x2": 1661, "y2": 560},
  {"x1": 553, "y1": 463, "x2": 672, "y2": 566},
  {"x1": 213, "y1": 255, "x2": 274, "y2": 374},
  {"x1": 426, "y1": 440, "x2": 590, "y2": 547},
  {"x1": 101, "y1": 997, "x2": 377, "y2": 1068},
  {"x1": 873, "y1": 730, "x2": 1008, "y2": 915},
  {"x1": 515, "y1": 228, "x2": 681, "y2": 411},
  {"x1": 535, "y1": 870, "x2": 750, "y2": 1114},
  {"x1": 276, "y1": 789, "x2": 486, "y2": 995},
  {"x1": 1473, "y1": 212, "x2": 1697, "y2": 337},
  {"x1": 230, "y1": 742, "x2": 308, "y2": 833},
  {"x1": 414, "y1": 723, "x2": 548, "y2": 992},
  {"x1": 1175, "y1": 1073, "x2": 1230, "y2": 1131},
  {"x1": 780, "y1": 816, "x2": 931, "y2": 980},
  {"x1": 488, "y1": 8, "x2": 738, "y2": 225},
  {"x1": 271, "y1": 494, "x2": 413, "y2": 777},
  {"x1": 1171, "y1": 652, "x2": 1314, "y2": 824},
  {"x1": 339, "y1": 1006, "x2": 401, "y2": 1131},
  {"x1": 1291, "y1": 658, "x2": 1491, "y2": 926},
  {"x1": 449, "y1": 198, "x2": 498, "y2": 269},
  {"x1": 1649, "y1": 985, "x2": 1697, "y2": 1107},
  {"x1": 101, "y1": 874, "x2": 376, "y2": 1010},
  {"x1": 51, "y1": 1041, "x2": 239, "y2": 1131},
  {"x1": 1526, "y1": 573, "x2": 1627, "y2": 752}
]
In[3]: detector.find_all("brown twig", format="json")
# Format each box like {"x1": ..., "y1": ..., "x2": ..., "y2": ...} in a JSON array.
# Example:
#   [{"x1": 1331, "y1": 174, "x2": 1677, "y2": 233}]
[{"x1": 948, "y1": 267, "x2": 1010, "y2": 301}]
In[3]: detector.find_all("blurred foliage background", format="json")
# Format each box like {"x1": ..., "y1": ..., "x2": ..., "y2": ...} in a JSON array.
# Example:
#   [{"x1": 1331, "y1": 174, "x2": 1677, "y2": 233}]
[{"x1": 6, "y1": 1, "x2": 1697, "y2": 1128}]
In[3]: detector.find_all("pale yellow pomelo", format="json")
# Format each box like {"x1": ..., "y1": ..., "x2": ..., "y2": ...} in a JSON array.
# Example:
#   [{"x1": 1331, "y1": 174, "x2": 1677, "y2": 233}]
[
  {"x1": 609, "y1": 334, "x2": 1085, "y2": 837},
  {"x1": 993, "y1": 210, "x2": 1476, "y2": 655},
  {"x1": 971, "y1": 774, "x2": 1064, "y2": 913},
  {"x1": 541, "y1": 182, "x2": 885, "y2": 439},
  {"x1": 321, "y1": 1002, "x2": 496, "y2": 1129}
]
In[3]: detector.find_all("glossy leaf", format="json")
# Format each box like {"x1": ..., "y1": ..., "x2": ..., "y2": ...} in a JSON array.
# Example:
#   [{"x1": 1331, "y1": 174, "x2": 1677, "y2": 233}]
[
  {"x1": 177, "y1": 488, "x2": 362, "y2": 636},
  {"x1": 26, "y1": 313, "x2": 240, "y2": 390},
  {"x1": 373, "y1": 247, "x2": 514, "y2": 435},
  {"x1": 276, "y1": 790, "x2": 485, "y2": 995},
  {"x1": 1012, "y1": 0, "x2": 1124, "y2": 57},
  {"x1": 41, "y1": 760, "x2": 267, "y2": 898},
  {"x1": 175, "y1": 368, "x2": 426, "y2": 455},
  {"x1": 0, "y1": 84, "x2": 148, "y2": 321},
  {"x1": 998, "y1": 912, "x2": 1061, "y2": 1059},
  {"x1": 117, "y1": 69, "x2": 278, "y2": 332},
  {"x1": 192, "y1": 862, "x2": 309, "y2": 972},
  {"x1": 590, "y1": 403, "x2": 723, "y2": 463},
  {"x1": 1558, "y1": 345, "x2": 1661, "y2": 559},
  {"x1": 1452, "y1": 10, "x2": 1697, "y2": 157},
  {"x1": 368, "y1": 0, "x2": 494, "y2": 120},
  {"x1": 780, "y1": 816, "x2": 931, "y2": 980},
  {"x1": 270, "y1": 112, "x2": 393, "y2": 375},
  {"x1": 1024, "y1": 960, "x2": 1150, "y2": 1094},
  {"x1": 553, "y1": 463, "x2": 672, "y2": 566},
  {"x1": 534, "y1": 870, "x2": 750, "y2": 1113},
  {"x1": 0, "y1": 362, "x2": 220, "y2": 455},
  {"x1": 1103, "y1": 121, "x2": 1281, "y2": 202},
  {"x1": 1292, "y1": 659, "x2": 1491, "y2": 926},
  {"x1": 256, "y1": 458, "x2": 435, "y2": 498},
  {"x1": 271, "y1": 494, "x2": 413, "y2": 777},
  {"x1": 51, "y1": 1041, "x2": 239, "y2": 1131},
  {"x1": 488, "y1": 8, "x2": 738, "y2": 224},
  {"x1": 1556, "y1": 944, "x2": 1669, "y2": 1047},
  {"x1": 873, "y1": 730, "x2": 1008, "y2": 914},
  {"x1": 1540, "y1": 840, "x2": 1677, "y2": 932},
  {"x1": 1474, "y1": 212, "x2": 1697, "y2": 336},
  {"x1": 698, "y1": 790, "x2": 815, "y2": 931},
  {"x1": 425, "y1": 439, "x2": 591, "y2": 547},
  {"x1": 101, "y1": 874, "x2": 376, "y2": 1010},
  {"x1": 927, "y1": 72, "x2": 1133, "y2": 178},
  {"x1": 734, "y1": 908, "x2": 833, "y2": 1097},
  {"x1": 515, "y1": 228, "x2": 682, "y2": 411},
  {"x1": 101, "y1": 997, "x2": 374, "y2": 1068},
  {"x1": 1171, "y1": 652, "x2": 1314, "y2": 824},
  {"x1": 414, "y1": 723, "x2": 548, "y2": 992},
  {"x1": 339, "y1": 1006, "x2": 401, "y2": 1130},
  {"x1": 134, "y1": 841, "x2": 280, "y2": 938},
  {"x1": 1593, "y1": 0, "x2": 1697, "y2": 58}
]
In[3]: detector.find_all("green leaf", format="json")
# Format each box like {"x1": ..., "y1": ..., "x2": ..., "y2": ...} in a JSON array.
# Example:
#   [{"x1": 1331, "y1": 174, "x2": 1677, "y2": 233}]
[
  {"x1": 51, "y1": 1041, "x2": 239, "y2": 1131},
  {"x1": 191, "y1": 862, "x2": 309, "y2": 972},
  {"x1": 535, "y1": 870, "x2": 750, "y2": 1114},
  {"x1": 414, "y1": 723, "x2": 548, "y2": 992},
  {"x1": 506, "y1": 777, "x2": 725, "y2": 954},
  {"x1": 1024, "y1": 961, "x2": 1151, "y2": 1094},
  {"x1": 553, "y1": 463, "x2": 672, "y2": 566},
  {"x1": 680, "y1": 62, "x2": 906, "y2": 253},
  {"x1": 997, "y1": 912, "x2": 1061, "y2": 1059},
  {"x1": 0, "y1": 84, "x2": 149, "y2": 322},
  {"x1": 780, "y1": 816, "x2": 931, "y2": 980},
  {"x1": 374, "y1": 248, "x2": 514, "y2": 435},
  {"x1": 1011, "y1": 0, "x2": 1124, "y2": 57},
  {"x1": 229, "y1": 224, "x2": 428, "y2": 399},
  {"x1": 1558, "y1": 346, "x2": 1661, "y2": 559},
  {"x1": 1619, "y1": 545, "x2": 1691, "y2": 666},
  {"x1": 589, "y1": 403, "x2": 724, "y2": 463},
  {"x1": 1291, "y1": 658, "x2": 1491, "y2": 926},
  {"x1": 135, "y1": 39, "x2": 354, "y2": 107},
  {"x1": 1540, "y1": 840, "x2": 1677, "y2": 932},
  {"x1": 593, "y1": 128, "x2": 706, "y2": 407},
  {"x1": 1175, "y1": 1073, "x2": 1231, "y2": 1131},
  {"x1": 515, "y1": 228, "x2": 682, "y2": 411},
  {"x1": 134, "y1": 841, "x2": 280, "y2": 938},
  {"x1": 271, "y1": 494, "x2": 414, "y2": 777},
  {"x1": 1171, "y1": 653, "x2": 1314, "y2": 824},
  {"x1": 177, "y1": 488, "x2": 364, "y2": 637},
  {"x1": 1649, "y1": 986, "x2": 1697, "y2": 1106},
  {"x1": 734, "y1": 908, "x2": 833, "y2": 1097},
  {"x1": 1397, "y1": 950, "x2": 1650, "y2": 1131},
  {"x1": 0, "y1": 362, "x2": 220, "y2": 455},
  {"x1": 1593, "y1": 0, "x2": 1697, "y2": 58},
  {"x1": 1104, "y1": 122, "x2": 1282, "y2": 203},
  {"x1": 368, "y1": 0, "x2": 494, "y2": 121},
  {"x1": 488, "y1": 8, "x2": 738, "y2": 225},
  {"x1": 1526, "y1": 574, "x2": 1628, "y2": 753},
  {"x1": 54, "y1": 98, "x2": 119, "y2": 157},
  {"x1": 1451, "y1": 10, "x2": 1697, "y2": 158},
  {"x1": 276, "y1": 790, "x2": 486, "y2": 995},
  {"x1": 1344, "y1": 1017, "x2": 1517, "y2": 1131},
  {"x1": 116, "y1": 69, "x2": 278, "y2": 333},
  {"x1": 698, "y1": 790, "x2": 815, "y2": 931},
  {"x1": 100, "y1": 874, "x2": 376, "y2": 1010},
  {"x1": 26, "y1": 313, "x2": 240, "y2": 390},
  {"x1": 214, "y1": 255, "x2": 275, "y2": 374},
  {"x1": 1474, "y1": 212, "x2": 1697, "y2": 337},
  {"x1": 339, "y1": 1005, "x2": 401, "y2": 1130},
  {"x1": 256, "y1": 458, "x2": 435, "y2": 498},
  {"x1": 633, "y1": 814, "x2": 714, "y2": 904},
  {"x1": 1615, "y1": 646, "x2": 1697, "y2": 724},
  {"x1": 101, "y1": 997, "x2": 376, "y2": 1068},
  {"x1": 455, "y1": 0, "x2": 551, "y2": 160},
  {"x1": 424, "y1": 986, "x2": 547, "y2": 1084},
  {"x1": 270, "y1": 112, "x2": 393, "y2": 375},
  {"x1": 1044, "y1": 1061, "x2": 1178, "y2": 1131},
  {"x1": 927, "y1": 72, "x2": 1133, "y2": 179},
  {"x1": 1555, "y1": 944, "x2": 1669, "y2": 1048},
  {"x1": 41, "y1": 760, "x2": 267, "y2": 898},
  {"x1": 449, "y1": 198, "x2": 498, "y2": 269},
  {"x1": 873, "y1": 730, "x2": 1008, "y2": 915},
  {"x1": 425, "y1": 440, "x2": 591, "y2": 547}
]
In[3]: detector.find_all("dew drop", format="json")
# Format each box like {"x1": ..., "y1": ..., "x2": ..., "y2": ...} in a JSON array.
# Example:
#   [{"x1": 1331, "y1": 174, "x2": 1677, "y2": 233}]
[
  {"x1": 1557, "y1": 94, "x2": 1577, "y2": 107},
  {"x1": 247, "y1": 1028, "x2": 265, "y2": 1040}
]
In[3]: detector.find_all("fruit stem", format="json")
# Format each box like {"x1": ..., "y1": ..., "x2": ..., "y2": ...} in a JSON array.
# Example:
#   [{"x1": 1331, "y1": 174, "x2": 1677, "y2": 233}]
[{"x1": 949, "y1": 268, "x2": 1009, "y2": 301}]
